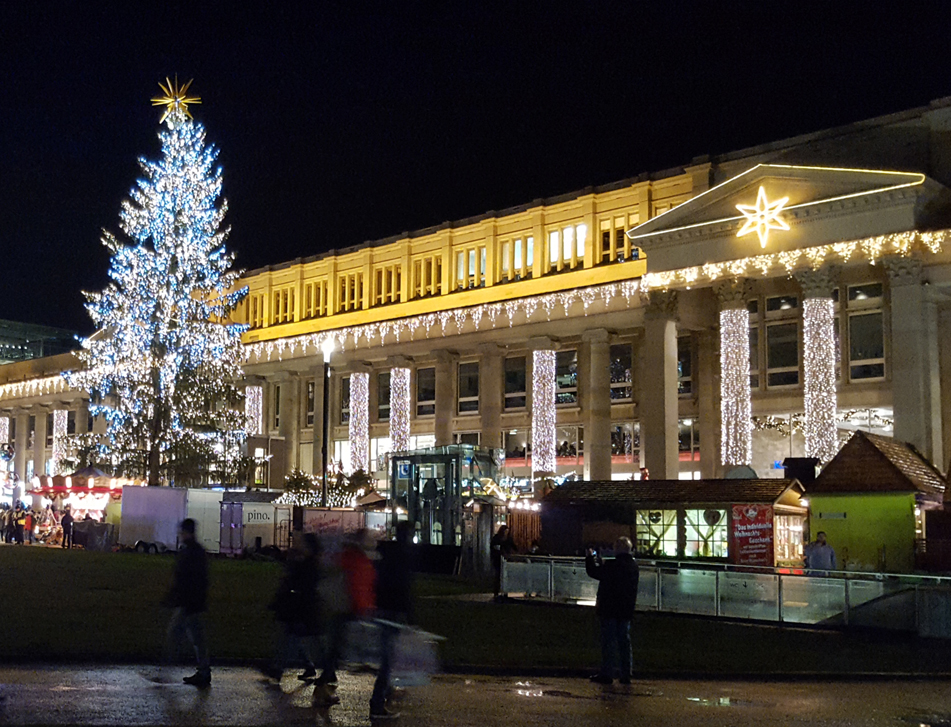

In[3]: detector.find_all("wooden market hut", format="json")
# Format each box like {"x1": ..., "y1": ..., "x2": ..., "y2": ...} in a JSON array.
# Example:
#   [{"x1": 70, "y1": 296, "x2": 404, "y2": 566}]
[
  {"x1": 541, "y1": 478, "x2": 806, "y2": 566},
  {"x1": 808, "y1": 431, "x2": 947, "y2": 573}
]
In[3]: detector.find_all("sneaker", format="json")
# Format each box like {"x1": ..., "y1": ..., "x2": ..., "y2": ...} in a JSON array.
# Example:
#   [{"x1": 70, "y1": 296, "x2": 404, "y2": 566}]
[
  {"x1": 313, "y1": 686, "x2": 341, "y2": 706},
  {"x1": 588, "y1": 673, "x2": 613, "y2": 685},
  {"x1": 298, "y1": 667, "x2": 317, "y2": 681},
  {"x1": 259, "y1": 666, "x2": 282, "y2": 681},
  {"x1": 183, "y1": 671, "x2": 211, "y2": 688},
  {"x1": 370, "y1": 705, "x2": 400, "y2": 719}
]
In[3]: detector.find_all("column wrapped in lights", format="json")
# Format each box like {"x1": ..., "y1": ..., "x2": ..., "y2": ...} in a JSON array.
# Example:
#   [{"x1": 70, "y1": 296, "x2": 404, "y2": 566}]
[
  {"x1": 0, "y1": 416, "x2": 8, "y2": 446},
  {"x1": 720, "y1": 308, "x2": 752, "y2": 466},
  {"x1": 803, "y1": 297, "x2": 838, "y2": 463},
  {"x1": 52, "y1": 409, "x2": 68, "y2": 475},
  {"x1": 349, "y1": 372, "x2": 369, "y2": 473},
  {"x1": 389, "y1": 368, "x2": 411, "y2": 453},
  {"x1": 246, "y1": 386, "x2": 263, "y2": 436},
  {"x1": 531, "y1": 350, "x2": 556, "y2": 477}
]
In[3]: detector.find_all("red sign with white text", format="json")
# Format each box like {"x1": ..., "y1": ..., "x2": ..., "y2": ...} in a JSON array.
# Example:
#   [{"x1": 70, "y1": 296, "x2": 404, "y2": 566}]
[{"x1": 730, "y1": 504, "x2": 774, "y2": 566}]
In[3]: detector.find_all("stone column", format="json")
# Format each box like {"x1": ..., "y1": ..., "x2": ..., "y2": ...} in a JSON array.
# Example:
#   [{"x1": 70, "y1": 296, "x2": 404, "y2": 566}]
[
  {"x1": 33, "y1": 408, "x2": 48, "y2": 479},
  {"x1": 887, "y1": 257, "x2": 942, "y2": 463},
  {"x1": 349, "y1": 368, "x2": 370, "y2": 473},
  {"x1": 479, "y1": 344, "x2": 504, "y2": 450},
  {"x1": 434, "y1": 351, "x2": 456, "y2": 446},
  {"x1": 796, "y1": 267, "x2": 839, "y2": 464},
  {"x1": 696, "y1": 327, "x2": 721, "y2": 478},
  {"x1": 278, "y1": 374, "x2": 300, "y2": 472},
  {"x1": 641, "y1": 291, "x2": 680, "y2": 479},
  {"x1": 717, "y1": 280, "x2": 752, "y2": 469},
  {"x1": 14, "y1": 410, "x2": 28, "y2": 483},
  {"x1": 583, "y1": 329, "x2": 612, "y2": 480},
  {"x1": 530, "y1": 337, "x2": 557, "y2": 478},
  {"x1": 75, "y1": 400, "x2": 90, "y2": 435},
  {"x1": 389, "y1": 360, "x2": 412, "y2": 453}
]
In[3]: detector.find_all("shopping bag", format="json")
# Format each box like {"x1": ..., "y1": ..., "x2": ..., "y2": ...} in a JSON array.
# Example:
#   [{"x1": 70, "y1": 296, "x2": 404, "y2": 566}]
[
  {"x1": 391, "y1": 625, "x2": 443, "y2": 687},
  {"x1": 342, "y1": 618, "x2": 381, "y2": 667}
]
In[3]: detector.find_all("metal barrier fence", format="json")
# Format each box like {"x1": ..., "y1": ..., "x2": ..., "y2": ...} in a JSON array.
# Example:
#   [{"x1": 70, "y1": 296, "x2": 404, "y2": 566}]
[{"x1": 501, "y1": 555, "x2": 951, "y2": 634}]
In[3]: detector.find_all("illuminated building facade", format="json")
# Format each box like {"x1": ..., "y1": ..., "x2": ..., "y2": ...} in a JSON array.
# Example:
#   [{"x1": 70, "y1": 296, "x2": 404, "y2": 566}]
[{"x1": 5, "y1": 99, "x2": 951, "y2": 498}]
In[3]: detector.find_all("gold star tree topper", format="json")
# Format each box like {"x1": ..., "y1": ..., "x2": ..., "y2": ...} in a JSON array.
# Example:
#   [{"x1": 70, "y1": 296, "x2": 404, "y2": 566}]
[
  {"x1": 151, "y1": 77, "x2": 201, "y2": 124},
  {"x1": 735, "y1": 186, "x2": 790, "y2": 248}
]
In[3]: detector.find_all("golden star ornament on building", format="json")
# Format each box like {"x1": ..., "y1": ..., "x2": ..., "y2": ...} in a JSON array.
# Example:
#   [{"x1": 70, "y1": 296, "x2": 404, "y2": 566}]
[{"x1": 736, "y1": 186, "x2": 790, "y2": 248}]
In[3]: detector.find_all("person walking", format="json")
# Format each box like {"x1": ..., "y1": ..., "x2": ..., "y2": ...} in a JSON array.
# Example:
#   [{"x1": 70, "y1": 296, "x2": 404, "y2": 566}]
[
  {"x1": 585, "y1": 537, "x2": 639, "y2": 685},
  {"x1": 370, "y1": 520, "x2": 414, "y2": 720},
  {"x1": 316, "y1": 528, "x2": 377, "y2": 690},
  {"x1": 490, "y1": 525, "x2": 516, "y2": 601},
  {"x1": 264, "y1": 532, "x2": 321, "y2": 684},
  {"x1": 13, "y1": 503, "x2": 26, "y2": 545},
  {"x1": 61, "y1": 507, "x2": 74, "y2": 549},
  {"x1": 164, "y1": 518, "x2": 211, "y2": 687},
  {"x1": 804, "y1": 531, "x2": 837, "y2": 572}
]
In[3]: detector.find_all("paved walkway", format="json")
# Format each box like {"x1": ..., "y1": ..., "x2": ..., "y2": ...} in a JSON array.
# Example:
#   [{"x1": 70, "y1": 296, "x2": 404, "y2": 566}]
[{"x1": 2, "y1": 665, "x2": 951, "y2": 726}]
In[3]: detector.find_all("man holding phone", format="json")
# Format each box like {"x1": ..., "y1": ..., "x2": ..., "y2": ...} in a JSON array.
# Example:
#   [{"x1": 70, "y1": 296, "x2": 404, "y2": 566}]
[{"x1": 585, "y1": 537, "x2": 639, "y2": 685}]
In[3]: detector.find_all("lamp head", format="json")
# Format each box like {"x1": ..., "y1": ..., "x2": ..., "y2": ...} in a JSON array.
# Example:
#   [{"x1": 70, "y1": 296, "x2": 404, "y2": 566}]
[{"x1": 321, "y1": 337, "x2": 335, "y2": 362}]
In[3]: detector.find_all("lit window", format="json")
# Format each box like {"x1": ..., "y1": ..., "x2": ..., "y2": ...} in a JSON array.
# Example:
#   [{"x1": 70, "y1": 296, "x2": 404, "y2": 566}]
[
  {"x1": 847, "y1": 283, "x2": 884, "y2": 381},
  {"x1": 555, "y1": 350, "x2": 578, "y2": 405},
  {"x1": 504, "y1": 356, "x2": 527, "y2": 409},
  {"x1": 378, "y1": 372, "x2": 391, "y2": 421},
  {"x1": 767, "y1": 322, "x2": 799, "y2": 387},
  {"x1": 458, "y1": 362, "x2": 480, "y2": 414},
  {"x1": 684, "y1": 509, "x2": 727, "y2": 558},
  {"x1": 609, "y1": 344, "x2": 632, "y2": 401},
  {"x1": 636, "y1": 510, "x2": 678, "y2": 557},
  {"x1": 306, "y1": 381, "x2": 315, "y2": 427},
  {"x1": 678, "y1": 337, "x2": 693, "y2": 396},
  {"x1": 340, "y1": 377, "x2": 351, "y2": 425},
  {"x1": 416, "y1": 367, "x2": 436, "y2": 417}
]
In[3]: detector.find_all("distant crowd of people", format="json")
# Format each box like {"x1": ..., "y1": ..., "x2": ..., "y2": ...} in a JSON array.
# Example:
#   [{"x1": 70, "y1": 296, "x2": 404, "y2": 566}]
[
  {"x1": 165, "y1": 518, "x2": 415, "y2": 720},
  {"x1": 0, "y1": 502, "x2": 97, "y2": 548}
]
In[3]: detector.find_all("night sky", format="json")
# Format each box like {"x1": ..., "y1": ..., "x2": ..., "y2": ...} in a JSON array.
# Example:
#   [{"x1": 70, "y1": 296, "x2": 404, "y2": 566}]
[{"x1": 4, "y1": 1, "x2": 951, "y2": 334}]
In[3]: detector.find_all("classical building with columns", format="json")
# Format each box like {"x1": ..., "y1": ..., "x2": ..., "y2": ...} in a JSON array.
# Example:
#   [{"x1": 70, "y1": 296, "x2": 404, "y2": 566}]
[{"x1": 4, "y1": 98, "x2": 951, "y2": 504}]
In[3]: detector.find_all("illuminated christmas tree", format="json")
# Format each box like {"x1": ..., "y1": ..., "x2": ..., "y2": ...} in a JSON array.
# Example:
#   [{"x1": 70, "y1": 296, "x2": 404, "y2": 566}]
[{"x1": 71, "y1": 79, "x2": 248, "y2": 486}]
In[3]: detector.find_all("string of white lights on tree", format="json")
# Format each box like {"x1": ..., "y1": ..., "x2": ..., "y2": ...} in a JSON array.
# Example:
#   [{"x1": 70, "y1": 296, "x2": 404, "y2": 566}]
[
  {"x1": 389, "y1": 368, "x2": 410, "y2": 452},
  {"x1": 349, "y1": 372, "x2": 369, "y2": 473},
  {"x1": 246, "y1": 385, "x2": 263, "y2": 435},
  {"x1": 802, "y1": 298, "x2": 839, "y2": 463},
  {"x1": 52, "y1": 409, "x2": 68, "y2": 475},
  {"x1": 531, "y1": 350, "x2": 556, "y2": 477},
  {"x1": 719, "y1": 308, "x2": 752, "y2": 466}
]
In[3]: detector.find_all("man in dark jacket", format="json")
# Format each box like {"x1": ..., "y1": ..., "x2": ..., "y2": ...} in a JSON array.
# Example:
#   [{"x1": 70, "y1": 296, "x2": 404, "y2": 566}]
[
  {"x1": 585, "y1": 536, "x2": 639, "y2": 684},
  {"x1": 61, "y1": 507, "x2": 74, "y2": 549},
  {"x1": 369, "y1": 520, "x2": 414, "y2": 719},
  {"x1": 165, "y1": 518, "x2": 211, "y2": 687}
]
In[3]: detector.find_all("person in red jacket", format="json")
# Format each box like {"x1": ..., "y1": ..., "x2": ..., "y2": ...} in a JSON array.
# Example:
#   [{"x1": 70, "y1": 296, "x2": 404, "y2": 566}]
[{"x1": 315, "y1": 529, "x2": 377, "y2": 688}]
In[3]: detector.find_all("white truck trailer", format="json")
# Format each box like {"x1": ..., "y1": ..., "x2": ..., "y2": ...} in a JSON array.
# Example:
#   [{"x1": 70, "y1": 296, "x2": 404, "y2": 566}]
[{"x1": 118, "y1": 486, "x2": 223, "y2": 553}]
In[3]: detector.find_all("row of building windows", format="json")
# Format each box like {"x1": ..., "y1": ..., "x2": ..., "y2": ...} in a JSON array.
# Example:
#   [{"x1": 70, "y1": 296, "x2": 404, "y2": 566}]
[
  {"x1": 242, "y1": 213, "x2": 647, "y2": 328},
  {"x1": 0, "y1": 411, "x2": 81, "y2": 449}
]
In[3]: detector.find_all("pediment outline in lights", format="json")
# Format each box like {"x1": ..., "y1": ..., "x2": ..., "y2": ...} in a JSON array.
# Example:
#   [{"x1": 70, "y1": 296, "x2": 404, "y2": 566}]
[{"x1": 626, "y1": 163, "x2": 927, "y2": 247}]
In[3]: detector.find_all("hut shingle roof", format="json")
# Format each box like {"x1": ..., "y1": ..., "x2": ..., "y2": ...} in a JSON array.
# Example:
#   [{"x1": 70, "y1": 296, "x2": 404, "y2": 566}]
[
  {"x1": 809, "y1": 431, "x2": 946, "y2": 497},
  {"x1": 542, "y1": 478, "x2": 801, "y2": 506}
]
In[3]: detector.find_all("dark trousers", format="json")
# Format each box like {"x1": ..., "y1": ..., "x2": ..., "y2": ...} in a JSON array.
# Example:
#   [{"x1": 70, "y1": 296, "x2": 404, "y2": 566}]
[
  {"x1": 15, "y1": 524, "x2": 23, "y2": 544},
  {"x1": 599, "y1": 617, "x2": 632, "y2": 679},
  {"x1": 370, "y1": 614, "x2": 402, "y2": 710},
  {"x1": 319, "y1": 614, "x2": 349, "y2": 680},
  {"x1": 166, "y1": 608, "x2": 210, "y2": 674},
  {"x1": 62, "y1": 528, "x2": 72, "y2": 549}
]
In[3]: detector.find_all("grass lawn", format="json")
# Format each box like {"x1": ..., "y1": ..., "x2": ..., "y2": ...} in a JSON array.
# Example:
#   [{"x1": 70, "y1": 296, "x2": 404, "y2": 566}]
[{"x1": 3, "y1": 545, "x2": 949, "y2": 675}]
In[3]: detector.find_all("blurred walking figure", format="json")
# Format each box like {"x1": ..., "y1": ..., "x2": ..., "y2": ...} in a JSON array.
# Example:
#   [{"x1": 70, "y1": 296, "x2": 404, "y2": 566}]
[
  {"x1": 165, "y1": 518, "x2": 211, "y2": 687},
  {"x1": 804, "y1": 531, "x2": 837, "y2": 572},
  {"x1": 586, "y1": 537, "x2": 639, "y2": 685},
  {"x1": 370, "y1": 520, "x2": 414, "y2": 720},
  {"x1": 264, "y1": 531, "x2": 321, "y2": 683},
  {"x1": 316, "y1": 528, "x2": 377, "y2": 689},
  {"x1": 490, "y1": 525, "x2": 515, "y2": 601},
  {"x1": 13, "y1": 503, "x2": 26, "y2": 545},
  {"x1": 61, "y1": 507, "x2": 74, "y2": 549}
]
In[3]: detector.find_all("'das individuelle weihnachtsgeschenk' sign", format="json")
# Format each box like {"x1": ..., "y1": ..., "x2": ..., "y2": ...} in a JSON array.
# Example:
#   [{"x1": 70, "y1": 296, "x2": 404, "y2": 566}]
[{"x1": 730, "y1": 504, "x2": 774, "y2": 567}]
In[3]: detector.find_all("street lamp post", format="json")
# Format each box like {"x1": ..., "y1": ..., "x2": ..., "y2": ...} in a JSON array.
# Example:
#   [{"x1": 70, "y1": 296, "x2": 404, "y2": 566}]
[{"x1": 320, "y1": 338, "x2": 334, "y2": 508}]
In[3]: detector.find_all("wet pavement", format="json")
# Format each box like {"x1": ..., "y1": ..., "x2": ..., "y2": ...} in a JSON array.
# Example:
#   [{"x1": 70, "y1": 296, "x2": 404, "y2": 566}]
[{"x1": 1, "y1": 666, "x2": 951, "y2": 726}]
